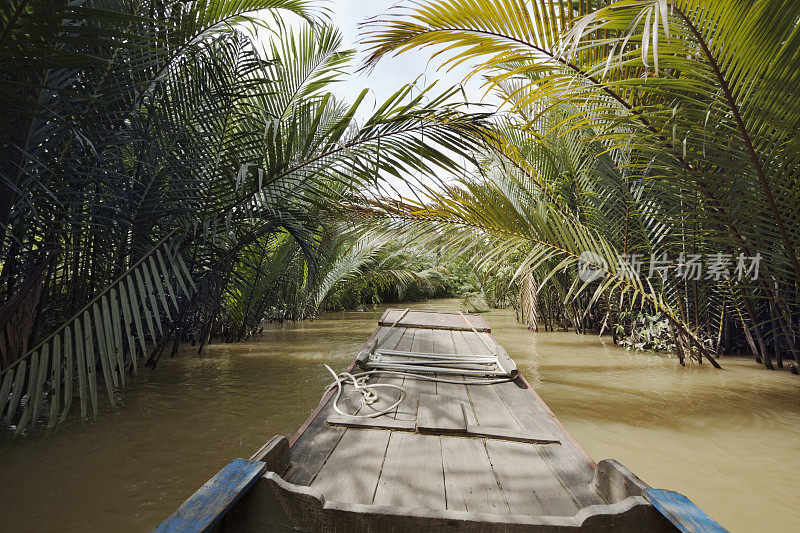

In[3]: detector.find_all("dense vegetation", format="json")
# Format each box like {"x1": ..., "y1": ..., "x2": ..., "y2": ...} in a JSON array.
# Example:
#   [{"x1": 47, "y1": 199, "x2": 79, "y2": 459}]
[
  {"x1": 360, "y1": 0, "x2": 800, "y2": 369},
  {"x1": 1, "y1": 0, "x2": 798, "y2": 434},
  {"x1": 0, "y1": 0, "x2": 485, "y2": 433}
]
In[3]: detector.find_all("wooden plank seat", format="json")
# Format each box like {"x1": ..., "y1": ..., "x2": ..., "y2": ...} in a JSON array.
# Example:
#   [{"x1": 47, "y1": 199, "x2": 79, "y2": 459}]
[
  {"x1": 377, "y1": 309, "x2": 491, "y2": 332},
  {"x1": 416, "y1": 393, "x2": 467, "y2": 433},
  {"x1": 325, "y1": 393, "x2": 561, "y2": 443}
]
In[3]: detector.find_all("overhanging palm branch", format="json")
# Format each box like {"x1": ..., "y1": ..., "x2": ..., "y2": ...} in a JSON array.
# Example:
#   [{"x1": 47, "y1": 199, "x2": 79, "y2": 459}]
[
  {"x1": 354, "y1": 178, "x2": 721, "y2": 367},
  {"x1": 363, "y1": 0, "x2": 800, "y2": 368},
  {"x1": 1, "y1": 3, "x2": 493, "y2": 433},
  {"x1": 0, "y1": 236, "x2": 194, "y2": 433}
]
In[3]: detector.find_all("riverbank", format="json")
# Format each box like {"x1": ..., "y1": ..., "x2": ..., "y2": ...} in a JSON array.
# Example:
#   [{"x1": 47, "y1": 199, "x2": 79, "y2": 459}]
[{"x1": 0, "y1": 299, "x2": 797, "y2": 531}]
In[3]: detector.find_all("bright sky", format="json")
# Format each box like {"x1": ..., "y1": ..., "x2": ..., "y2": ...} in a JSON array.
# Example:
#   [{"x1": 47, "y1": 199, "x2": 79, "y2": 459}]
[
  {"x1": 259, "y1": 0, "x2": 497, "y2": 118},
  {"x1": 330, "y1": 1, "x2": 493, "y2": 198},
  {"x1": 324, "y1": 1, "x2": 491, "y2": 113},
  {"x1": 255, "y1": 1, "x2": 498, "y2": 197}
]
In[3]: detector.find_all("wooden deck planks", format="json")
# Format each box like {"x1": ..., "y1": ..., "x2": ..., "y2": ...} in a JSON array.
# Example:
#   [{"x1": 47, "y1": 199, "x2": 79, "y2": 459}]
[
  {"x1": 187, "y1": 309, "x2": 722, "y2": 531},
  {"x1": 441, "y1": 436, "x2": 508, "y2": 514},
  {"x1": 462, "y1": 328, "x2": 497, "y2": 356},
  {"x1": 485, "y1": 439, "x2": 580, "y2": 517},
  {"x1": 326, "y1": 414, "x2": 416, "y2": 431},
  {"x1": 379, "y1": 309, "x2": 490, "y2": 332},
  {"x1": 392, "y1": 328, "x2": 436, "y2": 422},
  {"x1": 417, "y1": 393, "x2": 467, "y2": 434},
  {"x1": 431, "y1": 331, "x2": 479, "y2": 426},
  {"x1": 286, "y1": 327, "x2": 402, "y2": 486},
  {"x1": 388, "y1": 327, "x2": 417, "y2": 421},
  {"x1": 452, "y1": 330, "x2": 521, "y2": 431},
  {"x1": 494, "y1": 380, "x2": 561, "y2": 438},
  {"x1": 493, "y1": 378, "x2": 604, "y2": 508},
  {"x1": 466, "y1": 384, "x2": 520, "y2": 431},
  {"x1": 292, "y1": 310, "x2": 602, "y2": 520},
  {"x1": 309, "y1": 429, "x2": 391, "y2": 505},
  {"x1": 428, "y1": 328, "x2": 466, "y2": 399},
  {"x1": 358, "y1": 326, "x2": 413, "y2": 420},
  {"x1": 371, "y1": 325, "x2": 404, "y2": 353},
  {"x1": 372, "y1": 431, "x2": 446, "y2": 509}
]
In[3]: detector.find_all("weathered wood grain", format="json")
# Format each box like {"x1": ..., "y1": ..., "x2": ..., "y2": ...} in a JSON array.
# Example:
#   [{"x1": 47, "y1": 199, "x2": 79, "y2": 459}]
[
  {"x1": 250, "y1": 435, "x2": 290, "y2": 475},
  {"x1": 388, "y1": 328, "x2": 435, "y2": 422},
  {"x1": 493, "y1": 377, "x2": 603, "y2": 508},
  {"x1": 285, "y1": 361, "x2": 370, "y2": 485},
  {"x1": 432, "y1": 331, "x2": 479, "y2": 426},
  {"x1": 156, "y1": 458, "x2": 266, "y2": 533},
  {"x1": 310, "y1": 429, "x2": 391, "y2": 505},
  {"x1": 364, "y1": 324, "x2": 405, "y2": 357},
  {"x1": 226, "y1": 471, "x2": 673, "y2": 532},
  {"x1": 485, "y1": 439, "x2": 579, "y2": 517},
  {"x1": 327, "y1": 414, "x2": 416, "y2": 431},
  {"x1": 465, "y1": 379, "x2": 520, "y2": 431},
  {"x1": 441, "y1": 436, "x2": 508, "y2": 514},
  {"x1": 283, "y1": 407, "x2": 343, "y2": 487},
  {"x1": 379, "y1": 309, "x2": 491, "y2": 332},
  {"x1": 417, "y1": 393, "x2": 467, "y2": 434},
  {"x1": 593, "y1": 459, "x2": 650, "y2": 503},
  {"x1": 231, "y1": 309, "x2": 710, "y2": 531},
  {"x1": 465, "y1": 424, "x2": 560, "y2": 444},
  {"x1": 451, "y1": 330, "x2": 522, "y2": 430},
  {"x1": 373, "y1": 431, "x2": 445, "y2": 509},
  {"x1": 493, "y1": 378, "x2": 561, "y2": 437},
  {"x1": 383, "y1": 327, "x2": 416, "y2": 421}
]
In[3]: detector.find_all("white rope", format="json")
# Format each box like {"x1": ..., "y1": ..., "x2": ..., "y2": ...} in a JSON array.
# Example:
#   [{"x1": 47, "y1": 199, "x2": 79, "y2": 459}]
[
  {"x1": 322, "y1": 367, "x2": 513, "y2": 418},
  {"x1": 325, "y1": 313, "x2": 514, "y2": 418},
  {"x1": 324, "y1": 365, "x2": 406, "y2": 418}
]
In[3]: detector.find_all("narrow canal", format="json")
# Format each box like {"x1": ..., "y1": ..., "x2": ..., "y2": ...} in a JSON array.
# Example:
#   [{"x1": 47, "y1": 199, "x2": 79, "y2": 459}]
[{"x1": 1, "y1": 299, "x2": 797, "y2": 531}]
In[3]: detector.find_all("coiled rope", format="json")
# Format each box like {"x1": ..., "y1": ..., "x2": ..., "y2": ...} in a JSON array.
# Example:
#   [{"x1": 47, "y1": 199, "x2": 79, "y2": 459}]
[
  {"x1": 325, "y1": 311, "x2": 513, "y2": 418},
  {"x1": 323, "y1": 365, "x2": 407, "y2": 418},
  {"x1": 323, "y1": 367, "x2": 513, "y2": 418}
]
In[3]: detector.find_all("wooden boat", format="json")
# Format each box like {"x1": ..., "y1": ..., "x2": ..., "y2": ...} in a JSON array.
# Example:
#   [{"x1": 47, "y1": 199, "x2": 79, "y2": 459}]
[{"x1": 157, "y1": 309, "x2": 727, "y2": 532}]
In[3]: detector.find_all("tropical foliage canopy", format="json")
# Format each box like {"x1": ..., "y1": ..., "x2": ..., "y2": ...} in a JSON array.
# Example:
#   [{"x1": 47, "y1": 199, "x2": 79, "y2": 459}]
[
  {"x1": 361, "y1": 0, "x2": 800, "y2": 369},
  {"x1": 2, "y1": 0, "x2": 799, "y2": 435},
  {"x1": 0, "y1": 0, "x2": 486, "y2": 434}
]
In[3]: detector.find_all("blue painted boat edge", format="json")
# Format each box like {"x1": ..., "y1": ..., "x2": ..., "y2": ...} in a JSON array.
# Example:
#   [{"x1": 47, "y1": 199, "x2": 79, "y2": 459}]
[
  {"x1": 644, "y1": 488, "x2": 728, "y2": 533},
  {"x1": 155, "y1": 458, "x2": 267, "y2": 533}
]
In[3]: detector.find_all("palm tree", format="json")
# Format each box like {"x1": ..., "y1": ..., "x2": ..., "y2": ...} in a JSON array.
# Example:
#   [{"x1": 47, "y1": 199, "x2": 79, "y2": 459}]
[
  {"x1": 361, "y1": 0, "x2": 800, "y2": 369},
  {"x1": 0, "y1": 1, "x2": 490, "y2": 434}
]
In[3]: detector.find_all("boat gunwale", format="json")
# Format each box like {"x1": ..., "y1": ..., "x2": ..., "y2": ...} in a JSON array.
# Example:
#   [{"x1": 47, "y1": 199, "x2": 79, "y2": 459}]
[
  {"x1": 254, "y1": 470, "x2": 660, "y2": 529},
  {"x1": 287, "y1": 308, "x2": 595, "y2": 471},
  {"x1": 515, "y1": 371, "x2": 595, "y2": 468}
]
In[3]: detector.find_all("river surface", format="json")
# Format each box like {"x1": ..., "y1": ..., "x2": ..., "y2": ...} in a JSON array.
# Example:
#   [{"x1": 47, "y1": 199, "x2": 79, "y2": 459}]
[{"x1": 0, "y1": 299, "x2": 798, "y2": 532}]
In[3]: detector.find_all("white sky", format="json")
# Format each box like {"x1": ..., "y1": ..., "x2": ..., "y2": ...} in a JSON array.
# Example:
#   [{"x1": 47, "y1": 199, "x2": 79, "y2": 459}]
[
  {"x1": 254, "y1": 1, "x2": 498, "y2": 197},
  {"x1": 324, "y1": 1, "x2": 492, "y2": 113},
  {"x1": 257, "y1": 0, "x2": 498, "y2": 118}
]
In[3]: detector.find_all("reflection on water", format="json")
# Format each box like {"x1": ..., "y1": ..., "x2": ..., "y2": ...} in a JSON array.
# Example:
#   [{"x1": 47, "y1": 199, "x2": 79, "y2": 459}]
[{"x1": 0, "y1": 299, "x2": 798, "y2": 531}]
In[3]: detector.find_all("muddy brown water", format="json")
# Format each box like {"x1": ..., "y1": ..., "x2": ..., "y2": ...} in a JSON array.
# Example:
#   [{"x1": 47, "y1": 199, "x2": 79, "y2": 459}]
[{"x1": 0, "y1": 299, "x2": 797, "y2": 531}]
